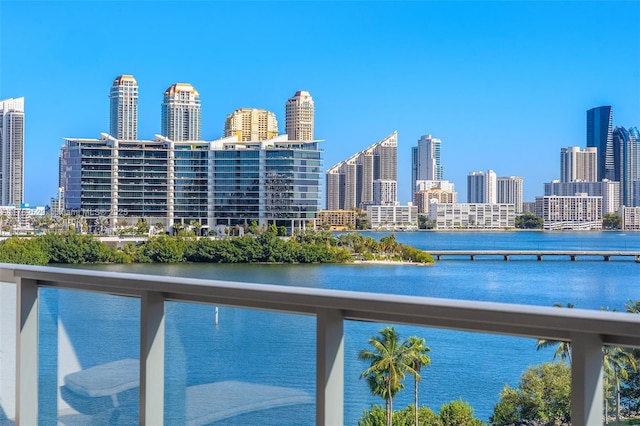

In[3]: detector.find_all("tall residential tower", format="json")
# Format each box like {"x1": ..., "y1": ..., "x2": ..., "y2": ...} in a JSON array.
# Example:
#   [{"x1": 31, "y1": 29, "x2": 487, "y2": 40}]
[
  {"x1": 0, "y1": 98, "x2": 25, "y2": 205},
  {"x1": 161, "y1": 83, "x2": 201, "y2": 141},
  {"x1": 326, "y1": 131, "x2": 397, "y2": 210},
  {"x1": 586, "y1": 106, "x2": 613, "y2": 181},
  {"x1": 224, "y1": 108, "x2": 278, "y2": 141},
  {"x1": 109, "y1": 75, "x2": 138, "y2": 140},
  {"x1": 411, "y1": 134, "x2": 443, "y2": 189},
  {"x1": 285, "y1": 91, "x2": 314, "y2": 141},
  {"x1": 560, "y1": 146, "x2": 597, "y2": 182}
]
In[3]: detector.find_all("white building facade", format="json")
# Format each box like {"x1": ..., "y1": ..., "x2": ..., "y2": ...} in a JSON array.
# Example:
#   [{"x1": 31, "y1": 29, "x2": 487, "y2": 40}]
[
  {"x1": 109, "y1": 75, "x2": 138, "y2": 140},
  {"x1": 560, "y1": 146, "x2": 598, "y2": 182},
  {"x1": 496, "y1": 176, "x2": 523, "y2": 213},
  {"x1": 0, "y1": 97, "x2": 24, "y2": 206},
  {"x1": 427, "y1": 202, "x2": 515, "y2": 229},
  {"x1": 544, "y1": 180, "x2": 620, "y2": 215},
  {"x1": 467, "y1": 170, "x2": 496, "y2": 203},
  {"x1": 366, "y1": 203, "x2": 418, "y2": 230},
  {"x1": 619, "y1": 205, "x2": 640, "y2": 230},
  {"x1": 535, "y1": 194, "x2": 602, "y2": 230}
]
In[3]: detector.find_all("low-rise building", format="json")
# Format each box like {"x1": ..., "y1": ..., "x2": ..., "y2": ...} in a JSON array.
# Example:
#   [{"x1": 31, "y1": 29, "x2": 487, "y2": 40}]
[
  {"x1": 315, "y1": 210, "x2": 357, "y2": 230},
  {"x1": 413, "y1": 188, "x2": 457, "y2": 213},
  {"x1": 366, "y1": 203, "x2": 418, "y2": 230},
  {"x1": 619, "y1": 205, "x2": 640, "y2": 230},
  {"x1": 427, "y1": 202, "x2": 515, "y2": 229},
  {"x1": 535, "y1": 194, "x2": 602, "y2": 230}
]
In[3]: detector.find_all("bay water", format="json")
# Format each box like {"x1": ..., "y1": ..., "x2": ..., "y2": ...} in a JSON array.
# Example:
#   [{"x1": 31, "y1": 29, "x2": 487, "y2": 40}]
[{"x1": 43, "y1": 231, "x2": 640, "y2": 424}]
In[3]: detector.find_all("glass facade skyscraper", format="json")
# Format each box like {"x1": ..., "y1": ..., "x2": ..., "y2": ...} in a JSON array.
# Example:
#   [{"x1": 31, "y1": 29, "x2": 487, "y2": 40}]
[{"x1": 586, "y1": 106, "x2": 613, "y2": 181}]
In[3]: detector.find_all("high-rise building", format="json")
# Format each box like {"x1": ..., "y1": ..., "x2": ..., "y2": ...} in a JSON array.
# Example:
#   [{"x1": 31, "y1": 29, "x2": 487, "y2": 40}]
[
  {"x1": 560, "y1": 146, "x2": 597, "y2": 182},
  {"x1": 612, "y1": 126, "x2": 639, "y2": 207},
  {"x1": 0, "y1": 97, "x2": 25, "y2": 206},
  {"x1": 161, "y1": 83, "x2": 201, "y2": 141},
  {"x1": 496, "y1": 176, "x2": 523, "y2": 213},
  {"x1": 224, "y1": 108, "x2": 278, "y2": 142},
  {"x1": 467, "y1": 170, "x2": 496, "y2": 203},
  {"x1": 544, "y1": 179, "x2": 620, "y2": 215},
  {"x1": 285, "y1": 91, "x2": 314, "y2": 141},
  {"x1": 109, "y1": 75, "x2": 138, "y2": 140},
  {"x1": 373, "y1": 179, "x2": 397, "y2": 205},
  {"x1": 586, "y1": 106, "x2": 613, "y2": 181},
  {"x1": 411, "y1": 134, "x2": 443, "y2": 193},
  {"x1": 325, "y1": 132, "x2": 397, "y2": 210}
]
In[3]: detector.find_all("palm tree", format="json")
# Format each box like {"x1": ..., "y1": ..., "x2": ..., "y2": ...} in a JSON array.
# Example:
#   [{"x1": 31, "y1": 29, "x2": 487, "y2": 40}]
[
  {"x1": 359, "y1": 326, "x2": 416, "y2": 426},
  {"x1": 603, "y1": 345, "x2": 638, "y2": 425},
  {"x1": 625, "y1": 299, "x2": 640, "y2": 314},
  {"x1": 536, "y1": 303, "x2": 574, "y2": 364},
  {"x1": 405, "y1": 336, "x2": 431, "y2": 426}
]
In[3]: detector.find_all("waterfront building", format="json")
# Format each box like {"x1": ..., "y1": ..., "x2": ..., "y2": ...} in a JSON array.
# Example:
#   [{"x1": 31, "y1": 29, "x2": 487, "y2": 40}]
[
  {"x1": 535, "y1": 194, "x2": 602, "y2": 230},
  {"x1": 496, "y1": 176, "x2": 523, "y2": 213},
  {"x1": 373, "y1": 179, "x2": 397, "y2": 205},
  {"x1": 366, "y1": 203, "x2": 418, "y2": 230},
  {"x1": 544, "y1": 179, "x2": 620, "y2": 215},
  {"x1": 427, "y1": 201, "x2": 515, "y2": 229},
  {"x1": 325, "y1": 131, "x2": 397, "y2": 210},
  {"x1": 586, "y1": 105, "x2": 613, "y2": 181},
  {"x1": 224, "y1": 108, "x2": 278, "y2": 142},
  {"x1": 210, "y1": 135, "x2": 321, "y2": 230},
  {"x1": 109, "y1": 75, "x2": 138, "y2": 140},
  {"x1": 560, "y1": 146, "x2": 597, "y2": 182},
  {"x1": 612, "y1": 126, "x2": 639, "y2": 207},
  {"x1": 415, "y1": 180, "x2": 455, "y2": 193},
  {"x1": 315, "y1": 209, "x2": 357, "y2": 230},
  {"x1": 285, "y1": 91, "x2": 314, "y2": 141},
  {"x1": 50, "y1": 187, "x2": 65, "y2": 217},
  {"x1": 413, "y1": 188, "x2": 457, "y2": 214},
  {"x1": 0, "y1": 204, "x2": 45, "y2": 233},
  {"x1": 60, "y1": 133, "x2": 321, "y2": 233},
  {"x1": 619, "y1": 205, "x2": 640, "y2": 230},
  {"x1": 411, "y1": 134, "x2": 443, "y2": 194},
  {"x1": 635, "y1": 180, "x2": 640, "y2": 207},
  {"x1": 467, "y1": 170, "x2": 496, "y2": 203},
  {"x1": 0, "y1": 97, "x2": 24, "y2": 206},
  {"x1": 161, "y1": 83, "x2": 201, "y2": 141}
]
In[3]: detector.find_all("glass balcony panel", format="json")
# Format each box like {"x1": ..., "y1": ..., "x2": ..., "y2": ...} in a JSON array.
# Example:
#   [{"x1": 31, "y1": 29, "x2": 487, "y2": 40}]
[
  {"x1": 164, "y1": 302, "x2": 315, "y2": 425},
  {"x1": 39, "y1": 288, "x2": 140, "y2": 425},
  {"x1": 0, "y1": 282, "x2": 17, "y2": 423}
]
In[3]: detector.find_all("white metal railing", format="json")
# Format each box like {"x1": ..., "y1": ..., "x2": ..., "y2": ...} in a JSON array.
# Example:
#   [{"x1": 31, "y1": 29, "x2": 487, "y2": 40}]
[{"x1": 1, "y1": 263, "x2": 640, "y2": 425}]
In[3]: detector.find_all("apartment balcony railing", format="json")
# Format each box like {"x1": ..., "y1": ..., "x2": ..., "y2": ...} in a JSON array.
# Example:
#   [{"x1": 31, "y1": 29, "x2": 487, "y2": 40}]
[{"x1": 1, "y1": 263, "x2": 640, "y2": 425}]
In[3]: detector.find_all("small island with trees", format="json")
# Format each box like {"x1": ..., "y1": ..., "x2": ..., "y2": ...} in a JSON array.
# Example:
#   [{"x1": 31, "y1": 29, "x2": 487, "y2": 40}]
[{"x1": 0, "y1": 227, "x2": 434, "y2": 266}]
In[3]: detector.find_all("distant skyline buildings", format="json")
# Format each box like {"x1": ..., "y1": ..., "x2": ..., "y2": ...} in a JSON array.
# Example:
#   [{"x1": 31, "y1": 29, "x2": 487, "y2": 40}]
[
  {"x1": 496, "y1": 176, "x2": 523, "y2": 213},
  {"x1": 0, "y1": 97, "x2": 25, "y2": 206},
  {"x1": 560, "y1": 146, "x2": 597, "y2": 182},
  {"x1": 161, "y1": 83, "x2": 201, "y2": 141},
  {"x1": 109, "y1": 75, "x2": 138, "y2": 140},
  {"x1": 612, "y1": 126, "x2": 639, "y2": 207},
  {"x1": 467, "y1": 170, "x2": 496, "y2": 204},
  {"x1": 326, "y1": 131, "x2": 397, "y2": 210},
  {"x1": 586, "y1": 106, "x2": 613, "y2": 181},
  {"x1": 285, "y1": 91, "x2": 314, "y2": 141},
  {"x1": 411, "y1": 134, "x2": 443, "y2": 193},
  {"x1": 224, "y1": 108, "x2": 279, "y2": 142}
]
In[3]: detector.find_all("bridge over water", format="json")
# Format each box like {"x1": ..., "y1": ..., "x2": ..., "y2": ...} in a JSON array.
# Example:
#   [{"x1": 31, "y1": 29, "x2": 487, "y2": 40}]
[{"x1": 429, "y1": 250, "x2": 640, "y2": 262}]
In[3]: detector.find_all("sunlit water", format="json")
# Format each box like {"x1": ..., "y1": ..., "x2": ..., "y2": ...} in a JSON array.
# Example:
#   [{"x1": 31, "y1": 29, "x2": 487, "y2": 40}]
[{"x1": 42, "y1": 231, "x2": 640, "y2": 423}]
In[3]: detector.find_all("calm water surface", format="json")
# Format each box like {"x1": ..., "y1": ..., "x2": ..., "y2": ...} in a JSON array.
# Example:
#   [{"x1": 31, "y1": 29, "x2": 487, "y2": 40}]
[{"x1": 44, "y1": 231, "x2": 640, "y2": 424}]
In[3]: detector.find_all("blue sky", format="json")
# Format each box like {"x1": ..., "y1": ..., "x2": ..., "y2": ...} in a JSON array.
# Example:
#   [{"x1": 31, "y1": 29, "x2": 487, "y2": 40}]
[{"x1": 1, "y1": 1, "x2": 639, "y2": 206}]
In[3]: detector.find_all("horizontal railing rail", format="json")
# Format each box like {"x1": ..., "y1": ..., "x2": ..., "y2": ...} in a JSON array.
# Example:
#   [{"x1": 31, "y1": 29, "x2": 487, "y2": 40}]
[{"x1": 1, "y1": 263, "x2": 640, "y2": 425}]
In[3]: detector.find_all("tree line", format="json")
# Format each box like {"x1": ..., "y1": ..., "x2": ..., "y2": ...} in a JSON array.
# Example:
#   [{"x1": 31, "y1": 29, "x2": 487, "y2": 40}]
[{"x1": 0, "y1": 229, "x2": 434, "y2": 266}]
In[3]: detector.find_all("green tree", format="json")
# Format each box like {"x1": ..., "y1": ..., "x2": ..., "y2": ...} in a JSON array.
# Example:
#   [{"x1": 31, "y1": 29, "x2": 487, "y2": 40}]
[
  {"x1": 438, "y1": 399, "x2": 485, "y2": 426},
  {"x1": 602, "y1": 213, "x2": 622, "y2": 230},
  {"x1": 358, "y1": 404, "x2": 438, "y2": 426},
  {"x1": 405, "y1": 336, "x2": 431, "y2": 426},
  {"x1": 0, "y1": 237, "x2": 49, "y2": 265},
  {"x1": 359, "y1": 327, "x2": 417, "y2": 426},
  {"x1": 515, "y1": 213, "x2": 543, "y2": 229},
  {"x1": 604, "y1": 346, "x2": 638, "y2": 424},
  {"x1": 490, "y1": 362, "x2": 571, "y2": 425}
]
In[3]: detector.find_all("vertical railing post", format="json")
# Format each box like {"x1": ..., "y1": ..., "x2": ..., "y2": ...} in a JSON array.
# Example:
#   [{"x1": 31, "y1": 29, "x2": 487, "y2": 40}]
[
  {"x1": 140, "y1": 291, "x2": 165, "y2": 425},
  {"x1": 16, "y1": 277, "x2": 38, "y2": 425},
  {"x1": 316, "y1": 308, "x2": 344, "y2": 426},
  {"x1": 571, "y1": 332, "x2": 603, "y2": 426}
]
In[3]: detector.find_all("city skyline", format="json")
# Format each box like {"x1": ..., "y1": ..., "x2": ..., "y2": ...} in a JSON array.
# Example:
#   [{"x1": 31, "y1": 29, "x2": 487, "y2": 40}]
[{"x1": 1, "y1": 1, "x2": 639, "y2": 206}]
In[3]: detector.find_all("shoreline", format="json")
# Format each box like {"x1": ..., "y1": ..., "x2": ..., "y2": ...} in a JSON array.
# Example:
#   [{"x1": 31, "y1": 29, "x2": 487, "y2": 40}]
[{"x1": 351, "y1": 259, "x2": 433, "y2": 266}]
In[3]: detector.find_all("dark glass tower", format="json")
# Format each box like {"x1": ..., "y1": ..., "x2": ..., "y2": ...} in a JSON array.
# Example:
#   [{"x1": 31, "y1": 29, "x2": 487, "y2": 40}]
[{"x1": 586, "y1": 106, "x2": 613, "y2": 181}]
